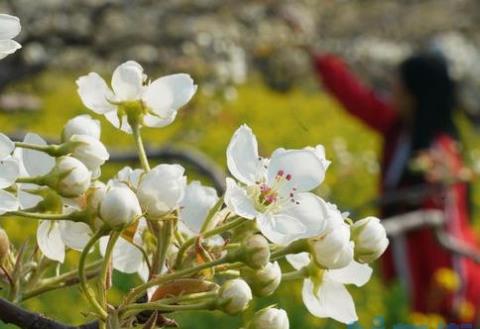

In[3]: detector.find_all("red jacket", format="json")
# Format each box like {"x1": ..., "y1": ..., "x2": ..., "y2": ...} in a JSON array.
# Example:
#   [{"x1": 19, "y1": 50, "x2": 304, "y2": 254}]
[{"x1": 313, "y1": 54, "x2": 480, "y2": 323}]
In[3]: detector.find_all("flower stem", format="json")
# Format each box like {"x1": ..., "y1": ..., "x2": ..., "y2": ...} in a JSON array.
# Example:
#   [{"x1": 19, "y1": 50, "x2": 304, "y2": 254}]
[
  {"x1": 122, "y1": 254, "x2": 235, "y2": 307},
  {"x1": 6, "y1": 211, "x2": 74, "y2": 221},
  {"x1": 271, "y1": 239, "x2": 309, "y2": 260},
  {"x1": 199, "y1": 197, "x2": 224, "y2": 233},
  {"x1": 175, "y1": 217, "x2": 246, "y2": 269},
  {"x1": 131, "y1": 122, "x2": 150, "y2": 171},
  {"x1": 21, "y1": 260, "x2": 103, "y2": 301},
  {"x1": 79, "y1": 227, "x2": 110, "y2": 321},
  {"x1": 122, "y1": 291, "x2": 217, "y2": 318},
  {"x1": 282, "y1": 269, "x2": 307, "y2": 281},
  {"x1": 14, "y1": 142, "x2": 64, "y2": 157},
  {"x1": 99, "y1": 231, "x2": 121, "y2": 312},
  {"x1": 152, "y1": 220, "x2": 174, "y2": 276}
]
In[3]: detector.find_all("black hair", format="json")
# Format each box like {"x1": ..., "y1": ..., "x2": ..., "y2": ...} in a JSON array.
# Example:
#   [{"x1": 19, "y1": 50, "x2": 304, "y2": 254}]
[{"x1": 399, "y1": 53, "x2": 458, "y2": 151}]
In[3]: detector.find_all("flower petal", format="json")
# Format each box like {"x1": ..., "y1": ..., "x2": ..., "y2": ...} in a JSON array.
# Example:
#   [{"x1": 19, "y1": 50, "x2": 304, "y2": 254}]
[
  {"x1": 144, "y1": 73, "x2": 196, "y2": 117},
  {"x1": 226, "y1": 125, "x2": 261, "y2": 185},
  {"x1": 21, "y1": 133, "x2": 55, "y2": 177},
  {"x1": 0, "y1": 14, "x2": 21, "y2": 39},
  {"x1": 302, "y1": 278, "x2": 357, "y2": 324},
  {"x1": 37, "y1": 221, "x2": 65, "y2": 263},
  {"x1": 142, "y1": 112, "x2": 177, "y2": 128},
  {"x1": 59, "y1": 221, "x2": 93, "y2": 251},
  {"x1": 0, "y1": 190, "x2": 19, "y2": 215},
  {"x1": 0, "y1": 133, "x2": 14, "y2": 159},
  {"x1": 327, "y1": 261, "x2": 372, "y2": 287},
  {"x1": 0, "y1": 40, "x2": 21, "y2": 59},
  {"x1": 76, "y1": 72, "x2": 116, "y2": 114},
  {"x1": 111, "y1": 61, "x2": 144, "y2": 101},
  {"x1": 224, "y1": 178, "x2": 257, "y2": 219},
  {"x1": 99, "y1": 236, "x2": 143, "y2": 273},
  {"x1": 281, "y1": 193, "x2": 329, "y2": 239},
  {"x1": 104, "y1": 111, "x2": 132, "y2": 133},
  {"x1": 257, "y1": 212, "x2": 307, "y2": 245},
  {"x1": 0, "y1": 156, "x2": 19, "y2": 188},
  {"x1": 286, "y1": 252, "x2": 310, "y2": 271},
  {"x1": 268, "y1": 149, "x2": 326, "y2": 192},
  {"x1": 180, "y1": 181, "x2": 218, "y2": 234}
]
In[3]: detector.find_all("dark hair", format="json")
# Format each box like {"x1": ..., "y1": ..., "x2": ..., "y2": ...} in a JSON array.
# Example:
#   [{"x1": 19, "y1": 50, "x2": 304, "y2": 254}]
[{"x1": 399, "y1": 53, "x2": 458, "y2": 151}]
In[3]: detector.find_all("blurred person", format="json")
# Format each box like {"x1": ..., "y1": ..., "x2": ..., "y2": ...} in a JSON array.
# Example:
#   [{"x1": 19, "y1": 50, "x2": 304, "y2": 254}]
[{"x1": 311, "y1": 51, "x2": 480, "y2": 323}]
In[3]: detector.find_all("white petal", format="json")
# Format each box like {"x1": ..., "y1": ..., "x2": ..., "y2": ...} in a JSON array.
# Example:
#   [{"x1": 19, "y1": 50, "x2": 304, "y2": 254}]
[
  {"x1": 0, "y1": 190, "x2": 19, "y2": 215},
  {"x1": 268, "y1": 149, "x2": 326, "y2": 192},
  {"x1": 59, "y1": 221, "x2": 93, "y2": 251},
  {"x1": 0, "y1": 14, "x2": 21, "y2": 39},
  {"x1": 104, "y1": 111, "x2": 131, "y2": 133},
  {"x1": 21, "y1": 133, "x2": 55, "y2": 176},
  {"x1": 111, "y1": 61, "x2": 144, "y2": 101},
  {"x1": 138, "y1": 261, "x2": 150, "y2": 282},
  {"x1": 99, "y1": 236, "x2": 143, "y2": 273},
  {"x1": 0, "y1": 157, "x2": 19, "y2": 188},
  {"x1": 0, "y1": 133, "x2": 14, "y2": 159},
  {"x1": 142, "y1": 112, "x2": 177, "y2": 128},
  {"x1": 18, "y1": 187, "x2": 42, "y2": 210},
  {"x1": 286, "y1": 252, "x2": 310, "y2": 270},
  {"x1": 143, "y1": 73, "x2": 196, "y2": 117},
  {"x1": 180, "y1": 181, "x2": 218, "y2": 233},
  {"x1": 76, "y1": 72, "x2": 116, "y2": 114},
  {"x1": 302, "y1": 278, "x2": 357, "y2": 324},
  {"x1": 226, "y1": 125, "x2": 261, "y2": 185},
  {"x1": 224, "y1": 178, "x2": 257, "y2": 219},
  {"x1": 327, "y1": 261, "x2": 372, "y2": 287},
  {"x1": 257, "y1": 213, "x2": 307, "y2": 245},
  {"x1": 281, "y1": 193, "x2": 329, "y2": 239},
  {"x1": 37, "y1": 221, "x2": 65, "y2": 263},
  {"x1": 0, "y1": 40, "x2": 21, "y2": 59}
]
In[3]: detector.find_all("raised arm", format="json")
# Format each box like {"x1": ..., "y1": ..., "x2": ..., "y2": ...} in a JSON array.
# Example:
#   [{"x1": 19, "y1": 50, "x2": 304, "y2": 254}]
[{"x1": 313, "y1": 53, "x2": 398, "y2": 135}]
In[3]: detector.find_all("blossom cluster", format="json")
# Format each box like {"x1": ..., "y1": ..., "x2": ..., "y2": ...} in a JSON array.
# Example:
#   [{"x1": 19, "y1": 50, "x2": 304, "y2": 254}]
[{"x1": 0, "y1": 14, "x2": 389, "y2": 329}]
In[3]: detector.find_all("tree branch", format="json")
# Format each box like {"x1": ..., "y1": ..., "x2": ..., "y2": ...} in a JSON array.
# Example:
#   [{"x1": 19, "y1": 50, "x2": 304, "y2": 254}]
[{"x1": 0, "y1": 298, "x2": 98, "y2": 329}]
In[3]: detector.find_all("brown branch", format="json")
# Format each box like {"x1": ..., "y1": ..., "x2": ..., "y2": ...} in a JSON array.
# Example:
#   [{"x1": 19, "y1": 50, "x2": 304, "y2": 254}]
[{"x1": 0, "y1": 298, "x2": 98, "y2": 329}]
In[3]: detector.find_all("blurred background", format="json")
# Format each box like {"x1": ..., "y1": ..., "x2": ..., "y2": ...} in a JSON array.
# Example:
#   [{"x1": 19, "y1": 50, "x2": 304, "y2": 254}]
[{"x1": 1, "y1": 0, "x2": 480, "y2": 328}]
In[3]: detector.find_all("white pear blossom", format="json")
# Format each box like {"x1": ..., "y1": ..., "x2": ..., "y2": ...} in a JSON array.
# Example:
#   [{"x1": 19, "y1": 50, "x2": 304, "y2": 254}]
[
  {"x1": 99, "y1": 218, "x2": 148, "y2": 275},
  {"x1": 351, "y1": 216, "x2": 389, "y2": 264},
  {"x1": 137, "y1": 164, "x2": 187, "y2": 218},
  {"x1": 0, "y1": 133, "x2": 14, "y2": 159},
  {"x1": 62, "y1": 115, "x2": 101, "y2": 141},
  {"x1": 179, "y1": 181, "x2": 218, "y2": 234},
  {"x1": 225, "y1": 124, "x2": 330, "y2": 245},
  {"x1": 287, "y1": 253, "x2": 372, "y2": 324},
  {"x1": 99, "y1": 185, "x2": 142, "y2": 228},
  {"x1": 67, "y1": 134, "x2": 109, "y2": 174},
  {"x1": 248, "y1": 307, "x2": 290, "y2": 329},
  {"x1": 0, "y1": 14, "x2": 21, "y2": 60},
  {"x1": 0, "y1": 134, "x2": 19, "y2": 210},
  {"x1": 218, "y1": 279, "x2": 253, "y2": 315},
  {"x1": 76, "y1": 61, "x2": 197, "y2": 133},
  {"x1": 36, "y1": 220, "x2": 93, "y2": 263},
  {"x1": 50, "y1": 156, "x2": 92, "y2": 198},
  {"x1": 243, "y1": 261, "x2": 282, "y2": 297}
]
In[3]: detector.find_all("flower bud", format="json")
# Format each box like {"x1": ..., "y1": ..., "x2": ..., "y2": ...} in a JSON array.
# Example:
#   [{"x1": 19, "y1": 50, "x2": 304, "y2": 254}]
[
  {"x1": 248, "y1": 307, "x2": 289, "y2": 329},
  {"x1": 62, "y1": 115, "x2": 101, "y2": 141},
  {"x1": 242, "y1": 262, "x2": 281, "y2": 297},
  {"x1": 48, "y1": 156, "x2": 91, "y2": 197},
  {"x1": 241, "y1": 234, "x2": 270, "y2": 269},
  {"x1": 67, "y1": 135, "x2": 109, "y2": 172},
  {"x1": 86, "y1": 181, "x2": 106, "y2": 214},
  {"x1": 0, "y1": 228, "x2": 10, "y2": 264},
  {"x1": 99, "y1": 186, "x2": 142, "y2": 229},
  {"x1": 137, "y1": 164, "x2": 186, "y2": 218},
  {"x1": 217, "y1": 279, "x2": 252, "y2": 315},
  {"x1": 351, "y1": 216, "x2": 389, "y2": 264},
  {"x1": 309, "y1": 223, "x2": 354, "y2": 269}
]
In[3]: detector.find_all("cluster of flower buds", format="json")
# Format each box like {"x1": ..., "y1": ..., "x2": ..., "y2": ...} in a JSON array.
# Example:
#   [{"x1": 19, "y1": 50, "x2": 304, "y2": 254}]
[{"x1": 0, "y1": 15, "x2": 389, "y2": 329}]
